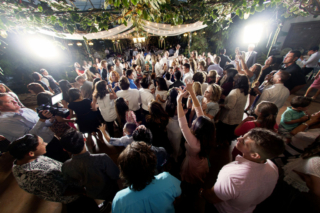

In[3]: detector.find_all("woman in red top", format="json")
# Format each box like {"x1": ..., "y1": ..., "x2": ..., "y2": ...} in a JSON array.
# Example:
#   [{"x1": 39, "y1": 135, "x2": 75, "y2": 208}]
[{"x1": 232, "y1": 101, "x2": 278, "y2": 159}]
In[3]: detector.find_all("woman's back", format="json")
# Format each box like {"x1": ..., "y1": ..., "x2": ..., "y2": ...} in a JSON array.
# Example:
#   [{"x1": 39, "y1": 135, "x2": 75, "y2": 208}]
[
  {"x1": 97, "y1": 94, "x2": 117, "y2": 122},
  {"x1": 68, "y1": 99, "x2": 92, "y2": 115}
]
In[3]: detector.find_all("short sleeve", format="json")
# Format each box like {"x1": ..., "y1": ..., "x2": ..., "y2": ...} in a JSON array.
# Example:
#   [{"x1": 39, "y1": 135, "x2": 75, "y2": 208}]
[
  {"x1": 213, "y1": 174, "x2": 238, "y2": 201},
  {"x1": 283, "y1": 111, "x2": 293, "y2": 122},
  {"x1": 206, "y1": 103, "x2": 219, "y2": 117}
]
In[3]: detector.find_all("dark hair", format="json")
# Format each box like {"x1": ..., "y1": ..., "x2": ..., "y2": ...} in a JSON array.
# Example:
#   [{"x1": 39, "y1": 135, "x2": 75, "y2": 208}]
[
  {"x1": 59, "y1": 80, "x2": 72, "y2": 102},
  {"x1": 223, "y1": 64, "x2": 235, "y2": 70},
  {"x1": 289, "y1": 50, "x2": 301, "y2": 60},
  {"x1": 32, "y1": 72, "x2": 41, "y2": 81},
  {"x1": 165, "y1": 72, "x2": 171, "y2": 80},
  {"x1": 278, "y1": 70, "x2": 290, "y2": 83},
  {"x1": 132, "y1": 126, "x2": 153, "y2": 144},
  {"x1": 193, "y1": 72, "x2": 204, "y2": 84},
  {"x1": 37, "y1": 92, "x2": 53, "y2": 106},
  {"x1": 256, "y1": 101, "x2": 278, "y2": 130},
  {"x1": 133, "y1": 64, "x2": 137, "y2": 69},
  {"x1": 126, "y1": 69, "x2": 133, "y2": 78},
  {"x1": 192, "y1": 116, "x2": 215, "y2": 158},
  {"x1": 183, "y1": 63, "x2": 190, "y2": 70},
  {"x1": 93, "y1": 80, "x2": 109, "y2": 99},
  {"x1": 290, "y1": 96, "x2": 312, "y2": 108},
  {"x1": 118, "y1": 142, "x2": 157, "y2": 191},
  {"x1": 251, "y1": 63, "x2": 262, "y2": 88},
  {"x1": 119, "y1": 76, "x2": 130, "y2": 90},
  {"x1": 27, "y1": 83, "x2": 45, "y2": 95},
  {"x1": 233, "y1": 74, "x2": 249, "y2": 96},
  {"x1": 207, "y1": 70, "x2": 217, "y2": 84},
  {"x1": 156, "y1": 77, "x2": 168, "y2": 91},
  {"x1": 60, "y1": 130, "x2": 84, "y2": 154},
  {"x1": 115, "y1": 97, "x2": 129, "y2": 128},
  {"x1": 165, "y1": 88, "x2": 178, "y2": 117},
  {"x1": 219, "y1": 49, "x2": 225, "y2": 54},
  {"x1": 8, "y1": 134, "x2": 39, "y2": 160},
  {"x1": 107, "y1": 64, "x2": 113, "y2": 70},
  {"x1": 92, "y1": 78, "x2": 101, "y2": 93},
  {"x1": 225, "y1": 68, "x2": 238, "y2": 83},
  {"x1": 174, "y1": 70, "x2": 182, "y2": 81},
  {"x1": 124, "y1": 123, "x2": 137, "y2": 135},
  {"x1": 141, "y1": 76, "x2": 151, "y2": 89},
  {"x1": 89, "y1": 66, "x2": 97, "y2": 74},
  {"x1": 309, "y1": 46, "x2": 319, "y2": 52},
  {"x1": 247, "y1": 128, "x2": 285, "y2": 160},
  {"x1": 68, "y1": 88, "x2": 81, "y2": 102},
  {"x1": 146, "y1": 101, "x2": 169, "y2": 127}
]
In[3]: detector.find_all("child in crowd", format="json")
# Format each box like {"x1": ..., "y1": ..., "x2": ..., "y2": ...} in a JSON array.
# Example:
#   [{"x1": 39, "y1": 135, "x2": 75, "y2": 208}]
[
  {"x1": 278, "y1": 96, "x2": 312, "y2": 141},
  {"x1": 99, "y1": 122, "x2": 137, "y2": 147}
]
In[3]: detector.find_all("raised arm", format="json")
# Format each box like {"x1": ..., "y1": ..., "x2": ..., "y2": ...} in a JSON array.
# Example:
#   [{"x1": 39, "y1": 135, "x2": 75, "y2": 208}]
[
  {"x1": 239, "y1": 56, "x2": 253, "y2": 78},
  {"x1": 185, "y1": 81, "x2": 204, "y2": 117}
]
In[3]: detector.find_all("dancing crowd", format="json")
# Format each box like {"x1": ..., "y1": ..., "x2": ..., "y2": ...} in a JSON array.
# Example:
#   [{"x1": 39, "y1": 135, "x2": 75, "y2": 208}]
[{"x1": 0, "y1": 43, "x2": 320, "y2": 213}]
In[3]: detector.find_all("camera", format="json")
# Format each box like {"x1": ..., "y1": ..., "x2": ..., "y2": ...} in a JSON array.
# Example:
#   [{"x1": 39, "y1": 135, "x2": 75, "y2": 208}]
[
  {"x1": 36, "y1": 93, "x2": 69, "y2": 119},
  {"x1": 36, "y1": 104, "x2": 69, "y2": 119}
]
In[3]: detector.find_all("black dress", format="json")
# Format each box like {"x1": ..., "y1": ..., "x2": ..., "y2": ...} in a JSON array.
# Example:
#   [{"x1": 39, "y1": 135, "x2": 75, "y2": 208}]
[{"x1": 68, "y1": 99, "x2": 101, "y2": 133}]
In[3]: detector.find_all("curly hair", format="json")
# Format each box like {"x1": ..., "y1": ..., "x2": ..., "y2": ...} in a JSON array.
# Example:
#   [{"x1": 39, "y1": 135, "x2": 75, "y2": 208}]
[
  {"x1": 115, "y1": 97, "x2": 129, "y2": 129},
  {"x1": 8, "y1": 134, "x2": 39, "y2": 160},
  {"x1": 233, "y1": 74, "x2": 249, "y2": 96},
  {"x1": 118, "y1": 141, "x2": 157, "y2": 191},
  {"x1": 93, "y1": 80, "x2": 109, "y2": 100},
  {"x1": 146, "y1": 101, "x2": 169, "y2": 127}
]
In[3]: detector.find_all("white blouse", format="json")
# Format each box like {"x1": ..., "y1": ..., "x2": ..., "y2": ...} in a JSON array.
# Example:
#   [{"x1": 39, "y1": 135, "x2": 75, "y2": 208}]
[{"x1": 97, "y1": 94, "x2": 117, "y2": 122}]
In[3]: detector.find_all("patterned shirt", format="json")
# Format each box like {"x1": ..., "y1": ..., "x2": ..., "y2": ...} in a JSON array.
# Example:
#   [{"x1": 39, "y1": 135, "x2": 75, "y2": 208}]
[{"x1": 12, "y1": 156, "x2": 79, "y2": 204}]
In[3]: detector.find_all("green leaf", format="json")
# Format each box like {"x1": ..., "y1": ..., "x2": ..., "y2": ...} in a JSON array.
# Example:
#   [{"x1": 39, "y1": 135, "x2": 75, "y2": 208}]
[
  {"x1": 67, "y1": 25, "x2": 74, "y2": 34},
  {"x1": 38, "y1": 5, "x2": 43, "y2": 12},
  {"x1": 131, "y1": 0, "x2": 138, "y2": 6},
  {"x1": 123, "y1": 0, "x2": 129, "y2": 8},
  {"x1": 236, "y1": 8, "x2": 240, "y2": 16},
  {"x1": 143, "y1": 10, "x2": 148, "y2": 20},
  {"x1": 51, "y1": 16, "x2": 56, "y2": 22},
  {"x1": 123, "y1": 19, "x2": 127, "y2": 26}
]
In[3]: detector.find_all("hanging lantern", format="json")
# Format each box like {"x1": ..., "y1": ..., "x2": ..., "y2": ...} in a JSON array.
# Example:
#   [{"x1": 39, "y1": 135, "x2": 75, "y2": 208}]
[
  {"x1": 88, "y1": 41, "x2": 94, "y2": 46},
  {"x1": 68, "y1": 43, "x2": 73, "y2": 46},
  {"x1": 76, "y1": 42, "x2": 82, "y2": 46},
  {"x1": 183, "y1": 33, "x2": 188, "y2": 37},
  {"x1": 193, "y1": 32, "x2": 197, "y2": 36}
]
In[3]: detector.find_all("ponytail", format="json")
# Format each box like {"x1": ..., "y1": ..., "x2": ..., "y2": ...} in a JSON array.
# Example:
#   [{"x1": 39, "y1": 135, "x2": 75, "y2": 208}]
[{"x1": 257, "y1": 102, "x2": 278, "y2": 131}]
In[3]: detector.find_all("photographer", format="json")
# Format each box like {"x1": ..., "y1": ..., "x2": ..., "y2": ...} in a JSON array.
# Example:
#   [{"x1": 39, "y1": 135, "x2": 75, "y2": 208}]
[{"x1": 0, "y1": 93, "x2": 67, "y2": 162}]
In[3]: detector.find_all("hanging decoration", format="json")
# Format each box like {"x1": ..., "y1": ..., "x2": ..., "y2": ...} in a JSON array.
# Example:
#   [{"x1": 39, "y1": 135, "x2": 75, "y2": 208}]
[
  {"x1": 159, "y1": 36, "x2": 165, "y2": 48},
  {"x1": 188, "y1": 32, "x2": 192, "y2": 56},
  {"x1": 113, "y1": 40, "x2": 122, "y2": 53}
]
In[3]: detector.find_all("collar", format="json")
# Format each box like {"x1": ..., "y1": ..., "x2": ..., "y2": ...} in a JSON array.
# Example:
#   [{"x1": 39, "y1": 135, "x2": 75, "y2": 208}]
[
  {"x1": 0, "y1": 109, "x2": 24, "y2": 118},
  {"x1": 235, "y1": 155, "x2": 268, "y2": 166}
]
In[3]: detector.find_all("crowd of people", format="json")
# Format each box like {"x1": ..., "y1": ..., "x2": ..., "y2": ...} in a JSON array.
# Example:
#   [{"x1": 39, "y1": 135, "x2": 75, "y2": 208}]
[{"x1": 0, "y1": 43, "x2": 320, "y2": 213}]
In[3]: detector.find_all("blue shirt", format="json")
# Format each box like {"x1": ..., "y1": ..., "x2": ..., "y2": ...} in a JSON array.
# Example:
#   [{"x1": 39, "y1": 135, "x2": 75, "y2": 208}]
[
  {"x1": 280, "y1": 107, "x2": 306, "y2": 130},
  {"x1": 112, "y1": 172, "x2": 181, "y2": 213},
  {"x1": 128, "y1": 78, "x2": 138, "y2": 89},
  {"x1": 109, "y1": 135, "x2": 133, "y2": 147},
  {"x1": 0, "y1": 108, "x2": 54, "y2": 142}
]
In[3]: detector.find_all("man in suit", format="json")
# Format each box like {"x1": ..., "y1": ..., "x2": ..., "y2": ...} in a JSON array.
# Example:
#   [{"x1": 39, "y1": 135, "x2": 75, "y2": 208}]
[
  {"x1": 219, "y1": 49, "x2": 231, "y2": 69},
  {"x1": 245, "y1": 44, "x2": 257, "y2": 69}
]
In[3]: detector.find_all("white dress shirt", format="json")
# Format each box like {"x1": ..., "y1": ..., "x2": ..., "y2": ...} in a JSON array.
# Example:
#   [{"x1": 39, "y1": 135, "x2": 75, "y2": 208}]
[
  {"x1": 256, "y1": 83, "x2": 290, "y2": 110},
  {"x1": 302, "y1": 52, "x2": 320, "y2": 68},
  {"x1": 160, "y1": 50, "x2": 179, "y2": 71},
  {"x1": 245, "y1": 51, "x2": 252, "y2": 63},
  {"x1": 114, "y1": 64, "x2": 123, "y2": 77},
  {"x1": 155, "y1": 62, "x2": 164, "y2": 77},
  {"x1": 116, "y1": 89, "x2": 141, "y2": 111},
  {"x1": 139, "y1": 88, "x2": 154, "y2": 111},
  {"x1": 166, "y1": 79, "x2": 173, "y2": 88},
  {"x1": 182, "y1": 72, "x2": 193, "y2": 83}
]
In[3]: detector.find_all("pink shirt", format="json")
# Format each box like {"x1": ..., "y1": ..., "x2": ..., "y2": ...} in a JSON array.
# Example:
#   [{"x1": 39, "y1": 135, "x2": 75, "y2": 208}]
[
  {"x1": 125, "y1": 111, "x2": 139, "y2": 127},
  {"x1": 178, "y1": 106, "x2": 209, "y2": 184},
  {"x1": 214, "y1": 155, "x2": 278, "y2": 213}
]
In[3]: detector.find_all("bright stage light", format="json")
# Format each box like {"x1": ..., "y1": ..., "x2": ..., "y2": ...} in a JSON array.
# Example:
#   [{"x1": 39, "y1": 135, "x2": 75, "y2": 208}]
[
  {"x1": 27, "y1": 38, "x2": 58, "y2": 59},
  {"x1": 243, "y1": 24, "x2": 263, "y2": 44}
]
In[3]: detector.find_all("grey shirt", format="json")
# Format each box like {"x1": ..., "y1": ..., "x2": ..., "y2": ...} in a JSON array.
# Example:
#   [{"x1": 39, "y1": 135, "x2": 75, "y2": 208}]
[
  {"x1": 196, "y1": 96, "x2": 220, "y2": 119},
  {"x1": 62, "y1": 151, "x2": 120, "y2": 200},
  {"x1": 80, "y1": 81, "x2": 93, "y2": 100}
]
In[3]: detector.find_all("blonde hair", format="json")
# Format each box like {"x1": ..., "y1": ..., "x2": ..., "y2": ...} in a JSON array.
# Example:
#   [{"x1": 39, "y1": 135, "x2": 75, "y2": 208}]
[
  {"x1": 145, "y1": 55, "x2": 151, "y2": 62},
  {"x1": 209, "y1": 84, "x2": 222, "y2": 102},
  {"x1": 193, "y1": 82, "x2": 202, "y2": 96},
  {"x1": 199, "y1": 60, "x2": 206, "y2": 71}
]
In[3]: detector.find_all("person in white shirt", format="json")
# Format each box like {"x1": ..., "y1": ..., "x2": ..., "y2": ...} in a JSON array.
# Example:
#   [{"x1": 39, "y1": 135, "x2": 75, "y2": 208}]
[
  {"x1": 256, "y1": 70, "x2": 290, "y2": 110},
  {"x1": 132, "y1": 48, "x2": 138, "y2": 57},
  {"x1": 105, "y1": 48, "x2": 110, "y2": 57},
  {"x1": 182, "y1": 63, "x2": 193, "y2": 83},
  {"x1": 200, "y1": 128, "x2": 285, "y2": 213},
  {"x1": 160, "y1": 44, "x2": 180, "y2": 71},
  {"x1": 207, "y1": 56, "x2": 223, "y2": 76},
  {"x1": 114, "y1": 59, "x2": 123, "y2": 77},
  {"x1": 302, "y1": 46, "x2": 320, "y2": 76},
  {"x1": 116, "y1": 76, "x2": 141, "y2": 121},
  {"x1": 155, "y1": 54, "x2": 165, "y2": 77},
  {"x1": 139, "y1": 77, "x2": 155, "y2": 115},
  {"x1": 165, "y1": 72, "x2": 174, "y2": 88}
]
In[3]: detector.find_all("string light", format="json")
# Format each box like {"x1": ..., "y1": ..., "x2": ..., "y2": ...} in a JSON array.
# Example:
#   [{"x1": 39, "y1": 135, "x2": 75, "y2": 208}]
[{"x1": 76, "y1": 42, "x2": 82, "y2": 46}]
